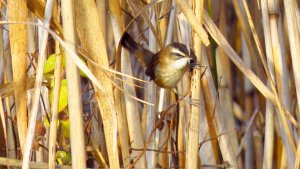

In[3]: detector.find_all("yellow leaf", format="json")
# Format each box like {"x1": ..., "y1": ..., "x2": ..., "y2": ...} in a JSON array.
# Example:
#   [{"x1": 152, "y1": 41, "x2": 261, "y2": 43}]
[
  {"x1": 44, "y1": 116, "x2": 60, "y2": 128},
  {"x1": 63, "y1": 51, "x2": 88, "y2": 77},
  {"x1": 60, "y1": 119, "x2": 70, "y2": 138},
  {"x1": 49, "y1": 79, "x2": 68, "y2": 112},
  {"x1": 44, "y1": 49, "x2": 87, "y2": 77},
  {"x1": 56, "y1": 150, "x2": 71, "y2": 165},
  {"x1": 44, "y1": 116, "x2": 50, "y2": 127},
  {"x1": 44, "y1": 54, "x2": 56, "y2": 74},
  {"x1": 79, "y1": 69, "x2": 88, "y2": 78}
]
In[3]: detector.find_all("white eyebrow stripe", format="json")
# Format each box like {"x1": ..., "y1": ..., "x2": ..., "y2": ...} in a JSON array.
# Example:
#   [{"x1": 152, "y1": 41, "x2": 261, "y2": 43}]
[{"x1": 170, "y1": 48, "x2": 186, "y2": 56}]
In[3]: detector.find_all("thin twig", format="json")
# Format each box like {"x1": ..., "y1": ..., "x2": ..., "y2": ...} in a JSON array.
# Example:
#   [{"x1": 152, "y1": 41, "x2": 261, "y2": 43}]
[
  {"x1": 127, "y1": 95, "x2": 187, "y2": 168},
  {"x1": 130, "y1": 148, "x2": 184, "y2": 154}
]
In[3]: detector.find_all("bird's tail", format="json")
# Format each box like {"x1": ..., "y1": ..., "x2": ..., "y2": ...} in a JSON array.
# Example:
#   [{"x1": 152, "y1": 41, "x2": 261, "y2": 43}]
[{"x1": 120, "y1": 32, "x2": 154, "y2": 65}]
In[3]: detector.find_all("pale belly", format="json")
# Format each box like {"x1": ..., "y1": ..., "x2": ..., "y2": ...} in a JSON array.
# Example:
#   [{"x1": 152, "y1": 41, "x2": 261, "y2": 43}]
[{"x1": 154, "y1": 66, "x2": 187, "y2": 89}]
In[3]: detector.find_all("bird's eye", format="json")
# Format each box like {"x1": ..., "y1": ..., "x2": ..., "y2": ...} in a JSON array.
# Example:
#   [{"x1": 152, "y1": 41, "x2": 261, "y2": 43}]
[{"x1": 172, "y1": 52, "x2": 184, "y2": 59}]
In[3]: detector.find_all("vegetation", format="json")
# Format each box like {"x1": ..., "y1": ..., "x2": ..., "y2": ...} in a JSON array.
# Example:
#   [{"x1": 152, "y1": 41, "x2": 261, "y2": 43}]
[{"x1": 0, "y1": 0, "x2": 299, "y2": 168}]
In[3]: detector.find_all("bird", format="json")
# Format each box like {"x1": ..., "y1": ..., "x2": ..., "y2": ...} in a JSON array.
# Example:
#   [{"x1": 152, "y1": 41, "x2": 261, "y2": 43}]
[{"x1": 121, "y1": 32, "x2": 196, "y2": 89}]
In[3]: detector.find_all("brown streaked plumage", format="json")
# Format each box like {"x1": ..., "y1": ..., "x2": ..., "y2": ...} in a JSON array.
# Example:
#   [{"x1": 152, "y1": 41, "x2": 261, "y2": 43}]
[{"x1": 121, "y1": 32, "x2": 193, "y2": 89}]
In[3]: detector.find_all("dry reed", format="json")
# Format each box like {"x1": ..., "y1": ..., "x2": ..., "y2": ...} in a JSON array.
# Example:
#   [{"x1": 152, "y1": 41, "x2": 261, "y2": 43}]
[{"x1": 0, "y1": 0, "x2": 299, "y2": 169}]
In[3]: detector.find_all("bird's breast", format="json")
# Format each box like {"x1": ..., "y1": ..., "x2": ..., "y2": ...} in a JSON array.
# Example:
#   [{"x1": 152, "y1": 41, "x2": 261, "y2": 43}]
[{"x1": 153, "y1": 62, "x2": 189, "y2": 89}]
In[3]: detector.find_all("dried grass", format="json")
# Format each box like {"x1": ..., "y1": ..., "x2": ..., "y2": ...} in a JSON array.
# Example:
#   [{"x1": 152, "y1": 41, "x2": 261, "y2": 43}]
[{"x1": 0, "y1": 0, "x2": 299, "y2": 168}]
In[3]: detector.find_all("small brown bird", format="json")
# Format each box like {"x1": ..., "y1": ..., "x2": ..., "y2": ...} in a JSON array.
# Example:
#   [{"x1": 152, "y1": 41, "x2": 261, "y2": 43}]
[{"x1": 121, "y1": 32, "x2": 195, "y2": 89}]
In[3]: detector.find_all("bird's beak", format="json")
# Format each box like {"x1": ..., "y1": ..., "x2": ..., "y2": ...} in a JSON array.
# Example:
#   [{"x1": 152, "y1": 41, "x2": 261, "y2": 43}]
[{"x1": 188, "y1": 50, "x2": 205, "y2": 70}]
